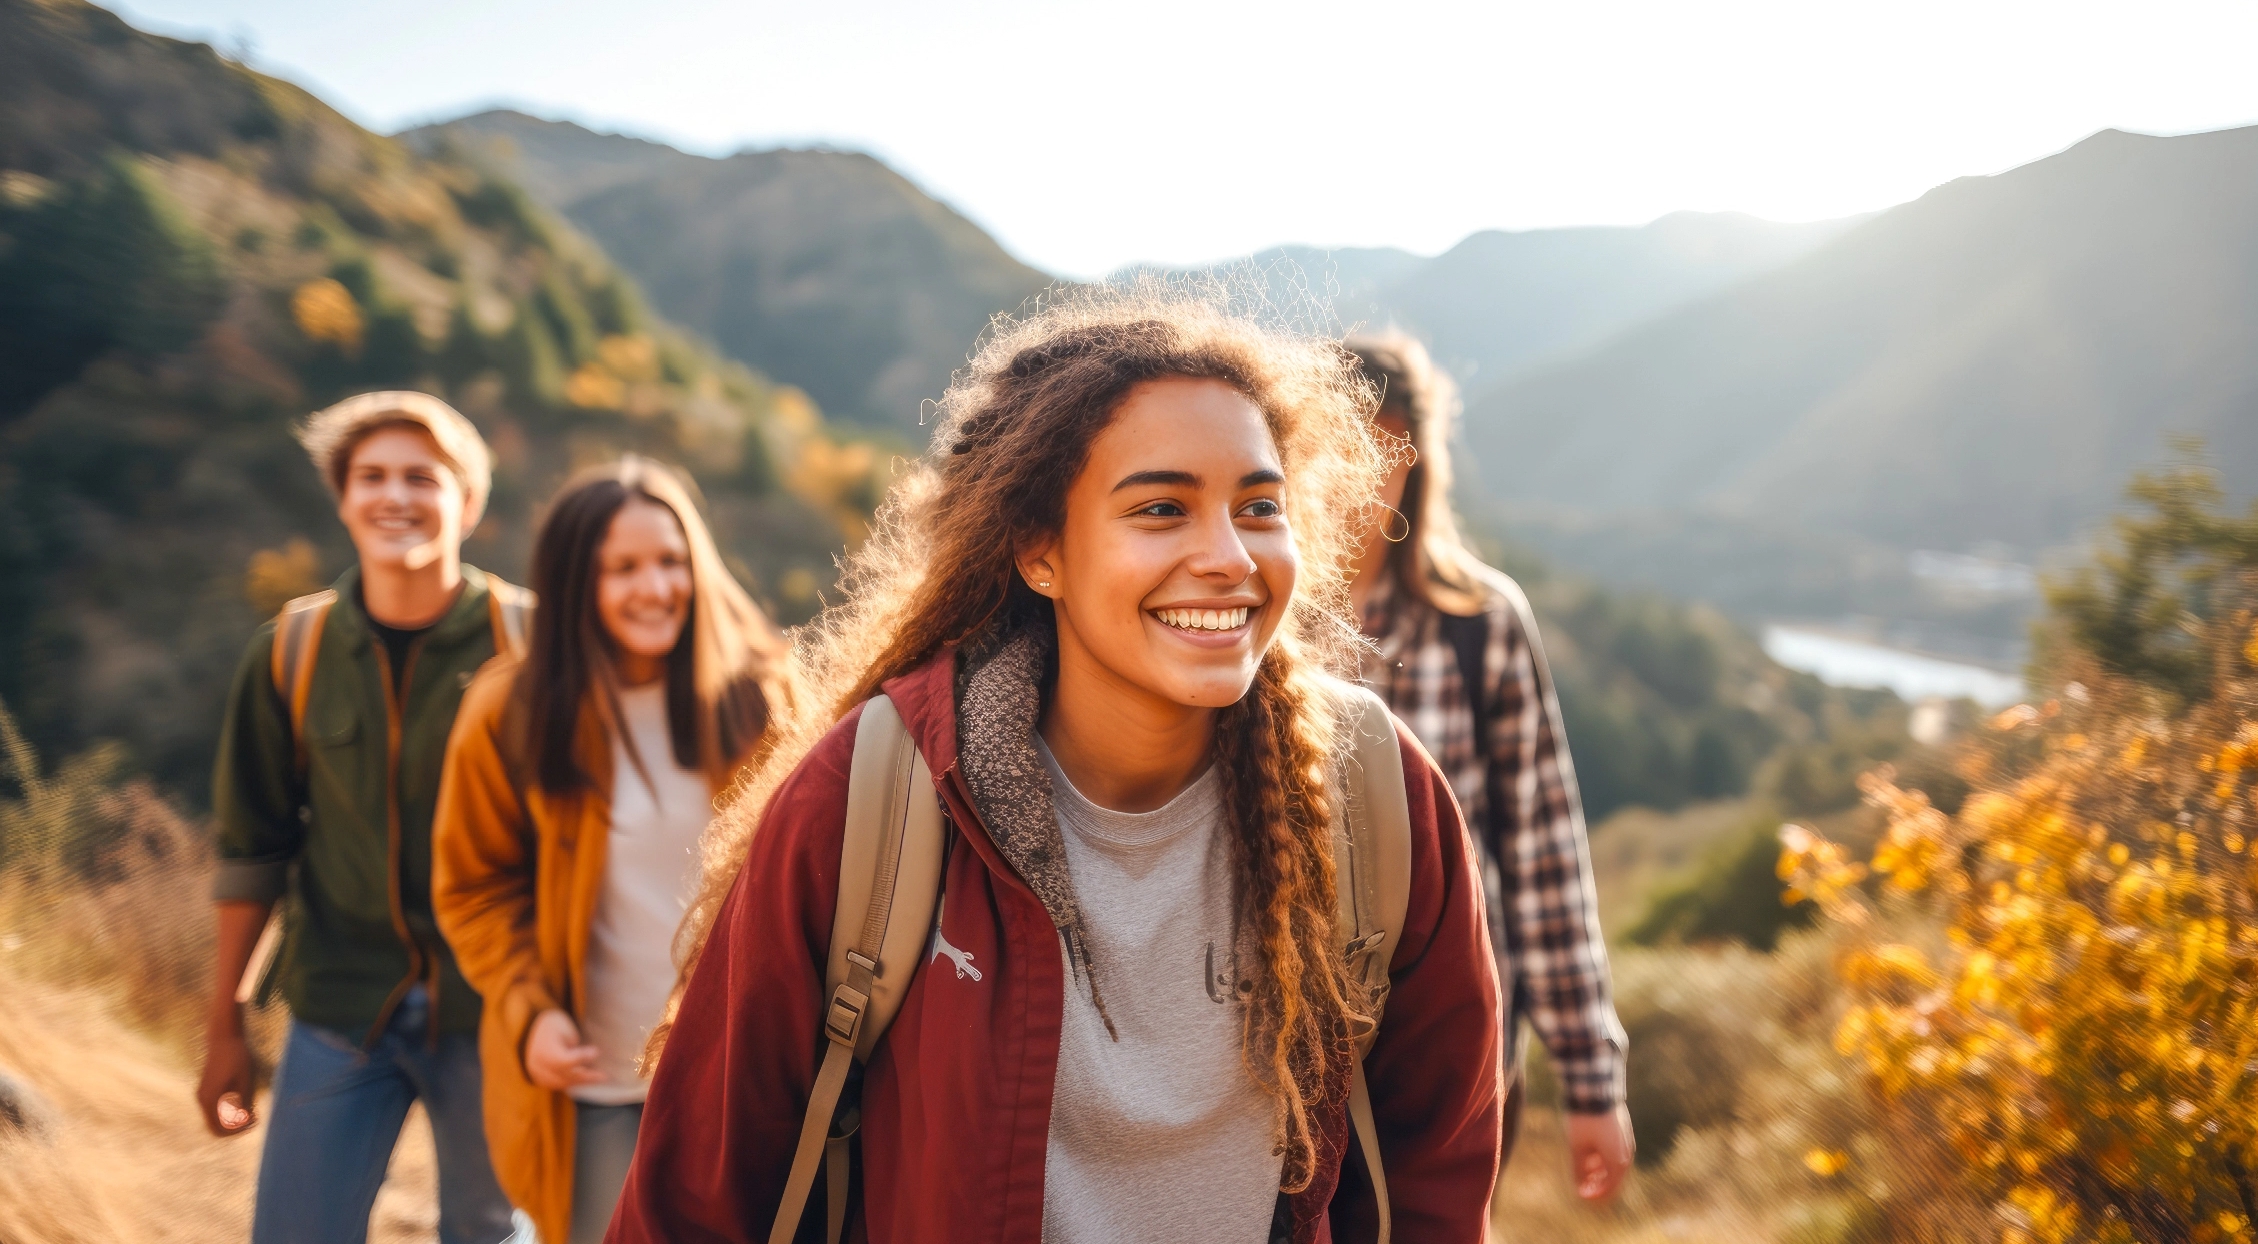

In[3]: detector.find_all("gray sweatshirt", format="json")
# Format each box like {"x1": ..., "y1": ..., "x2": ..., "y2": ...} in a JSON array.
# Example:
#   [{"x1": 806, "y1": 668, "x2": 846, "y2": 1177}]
[{"x1": 1037, "y1": 740, "x2": 1284, "y2": 1244}]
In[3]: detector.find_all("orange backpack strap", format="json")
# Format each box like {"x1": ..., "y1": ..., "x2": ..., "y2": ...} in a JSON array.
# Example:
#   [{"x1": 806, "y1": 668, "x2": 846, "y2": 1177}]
[
  {"x1": 485, "y1": 577, "x2": 534, "y2": 658},
  {"x1": 269, "y1": 590, "x2": 338, "y2": 773}
]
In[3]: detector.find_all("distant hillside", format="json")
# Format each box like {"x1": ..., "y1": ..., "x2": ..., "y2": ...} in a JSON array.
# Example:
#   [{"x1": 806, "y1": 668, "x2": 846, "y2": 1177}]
[
  {"x1": 1461, "y1": 126, "x2": 2258, "y2": 567},
  {"x1": 404, "y1": 110, "x2": 1053, "y2": 436},
  {"x1": 1143, "y1": 244, "x2": 1425, "y2": 322},
  {"x1": 1355, "y1": 213, "x2": 1852, "y2": 384},
  {"x1": 0, "y1": 0, "x2": 883, "y2": 797},
  {"x1": 1155, "y1": 214, "x2": 1848, "y2": 386}
]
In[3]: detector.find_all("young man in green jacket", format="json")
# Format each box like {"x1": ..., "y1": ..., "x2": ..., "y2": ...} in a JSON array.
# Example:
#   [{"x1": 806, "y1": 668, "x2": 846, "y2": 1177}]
[{"x1": 198, "y1": 392, "x2": 527, "y2": 1244}]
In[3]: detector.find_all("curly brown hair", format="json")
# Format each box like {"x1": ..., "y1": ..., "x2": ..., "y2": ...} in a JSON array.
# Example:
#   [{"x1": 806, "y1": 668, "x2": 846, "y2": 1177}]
[{"x1": 659, "y1": 283, "x2": 1387, "y2": 1191}]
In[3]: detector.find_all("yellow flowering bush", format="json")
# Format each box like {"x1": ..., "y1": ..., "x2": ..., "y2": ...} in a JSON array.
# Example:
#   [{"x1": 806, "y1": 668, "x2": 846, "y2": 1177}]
[
  {"x1": 1779, "y1": 632, "x2": 2258, "y2": 1237},
  {"x1": 1783, "y1": 468, "x2": 2258, "y2": 1243},
  {"x1": 243, "y1": 537, "x2": 322, "y2": 615},
  {"x1": 564, "y1": 333, "x2": 662, "y2": 410},
  {"x1": 1792, "y1": 669, "x2": 2258, "y2": 1240}
]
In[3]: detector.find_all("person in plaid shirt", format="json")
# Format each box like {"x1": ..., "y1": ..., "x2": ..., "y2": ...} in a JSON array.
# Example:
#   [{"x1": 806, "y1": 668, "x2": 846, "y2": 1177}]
[{"x1": 1346, "y1": 333, "x2": 1634, "y2": 1201}]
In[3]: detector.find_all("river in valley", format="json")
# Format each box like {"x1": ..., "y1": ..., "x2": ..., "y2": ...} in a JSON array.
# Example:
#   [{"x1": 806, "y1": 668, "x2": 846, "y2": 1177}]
[{"x1": 1761, "y1": 625, "x2": 2026, "y2": 707}]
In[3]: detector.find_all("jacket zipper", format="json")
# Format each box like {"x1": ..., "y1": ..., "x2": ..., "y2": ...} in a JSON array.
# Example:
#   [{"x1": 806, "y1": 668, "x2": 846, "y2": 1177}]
[{"x1": 363, "y1": 638, "x2": 430, "y2": 1048}]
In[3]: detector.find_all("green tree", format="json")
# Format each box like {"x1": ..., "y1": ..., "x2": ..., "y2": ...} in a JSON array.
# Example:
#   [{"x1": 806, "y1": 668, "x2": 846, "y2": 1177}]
[
  {"x1": 0, "y1": 155, "x2": 224, "y2": 414},
  {"x1": 2044, "y1": 456, "x2": 2258, "y2": 703}
]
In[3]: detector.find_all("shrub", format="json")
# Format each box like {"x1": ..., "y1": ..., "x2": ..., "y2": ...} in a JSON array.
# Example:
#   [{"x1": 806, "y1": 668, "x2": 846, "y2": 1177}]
[
  {"x1": 1628, "y1": 816, "x2": 1818, "y2": 952},
  {"x1": 2046, "y1": 460, "x2": 2258, "y2": 704},
  {"x1": 1616, "y1": 959, "x2": 1746, "y2": 1163},
  {"x1": 0, "y1": 695, "x2": 225, "y2": 1043},
  {"x1": 448, "y1": 177, "x2": 551, "y2": 248},
  {"x1": 1783, "y1": 467, "x2": 2258, "y2": 1243}
]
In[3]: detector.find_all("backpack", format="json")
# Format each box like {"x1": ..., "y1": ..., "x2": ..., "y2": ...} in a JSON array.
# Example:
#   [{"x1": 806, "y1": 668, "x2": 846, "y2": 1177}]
[
  {"x1": 232, "y1": 579, "x2": 534, "y2": 1006},
  {"x1": 770, "y1": 683, "x2": 1414, "y2": 1244},
  {"x1": 267, "y1": 580, "x2": 535, "y2": 770},
  {"x1": 1440, "y1": 582, "x2": 1560, "y2": 1160}
]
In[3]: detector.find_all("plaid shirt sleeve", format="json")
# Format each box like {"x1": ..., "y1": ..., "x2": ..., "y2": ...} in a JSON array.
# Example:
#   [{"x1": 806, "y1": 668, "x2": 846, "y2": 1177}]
[{"x1": 1482, "y1": 577, "x2": 1627, "y2": 1114}]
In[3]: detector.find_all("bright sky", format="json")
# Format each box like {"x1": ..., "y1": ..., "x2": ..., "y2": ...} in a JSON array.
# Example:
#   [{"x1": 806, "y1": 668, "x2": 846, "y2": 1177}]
[{"x1": 115, "y1": 0, "x2": 2258, "y2": 278}]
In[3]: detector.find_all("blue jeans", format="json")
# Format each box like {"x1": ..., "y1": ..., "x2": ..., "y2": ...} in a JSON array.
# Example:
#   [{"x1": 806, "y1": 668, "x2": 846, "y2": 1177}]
[{"x1": 254, "y1": 987, "x2": 515, "y2": 1244}]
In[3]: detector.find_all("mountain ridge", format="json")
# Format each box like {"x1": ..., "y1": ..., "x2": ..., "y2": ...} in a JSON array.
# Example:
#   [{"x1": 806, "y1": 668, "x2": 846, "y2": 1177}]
[
  {"x1": 1359, "y1": 211, "x2": 1856, "y2": 384},
  {"x1": 1447, "y1": 123, "x2": 2258, "y2": 652},
  {"x1": 1139, "y1": 212, "x2": 1853, "y2": 389},
  {"x1": 403, "y1": 109, "x2": 1052, "y2": 435},
  {"x1": 1460, "y1": 123, "x2": 2258, "y2": 555}
]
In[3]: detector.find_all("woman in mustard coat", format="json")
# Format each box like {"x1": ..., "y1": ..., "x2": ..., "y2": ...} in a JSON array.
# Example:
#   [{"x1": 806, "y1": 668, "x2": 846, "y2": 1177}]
[{"x1": 434, "y1": 457, "x2": 790, "y2": 1244}]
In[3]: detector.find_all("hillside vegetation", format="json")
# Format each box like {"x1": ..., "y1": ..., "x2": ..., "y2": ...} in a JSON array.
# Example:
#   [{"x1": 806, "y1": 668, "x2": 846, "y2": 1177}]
[
  {"x1": 0, "y1": 0, "x2": 884, "y2": 797},
  {"x1": 1772, "y1": 466, "x2": 2258, "y2": 1241},
  {"x1": 0, "y1": 0, "x2": 1886, "y2": 824},
  {"x1": 1502, "y1": 547, "x2": 1911, "y2": 824},
  {"x1": 404, "y1": 110, "x2": 1052, "y2": 436}
]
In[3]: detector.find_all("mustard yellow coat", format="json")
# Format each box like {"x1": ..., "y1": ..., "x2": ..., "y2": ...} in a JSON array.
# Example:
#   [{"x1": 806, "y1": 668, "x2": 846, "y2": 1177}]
[{"x1": 432, "y1": 659, "x2": 720, "y2": 1244}]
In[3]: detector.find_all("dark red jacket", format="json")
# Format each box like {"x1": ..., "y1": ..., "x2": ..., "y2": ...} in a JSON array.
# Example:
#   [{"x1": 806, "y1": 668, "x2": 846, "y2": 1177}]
[{"x1": 608, "y1": 652, "x2": 1503, "y2": 1243}]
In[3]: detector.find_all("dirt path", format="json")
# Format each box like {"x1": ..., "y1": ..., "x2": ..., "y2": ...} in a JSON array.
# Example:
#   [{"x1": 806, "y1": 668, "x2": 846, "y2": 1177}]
[{"x1": 0, "y1": 965, "x2": 438, "y2": 1243}]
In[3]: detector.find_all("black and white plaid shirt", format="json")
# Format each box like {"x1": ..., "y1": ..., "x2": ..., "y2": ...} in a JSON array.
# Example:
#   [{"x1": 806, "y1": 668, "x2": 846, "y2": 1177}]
[{"x1": 1358, "y1": 567, "x2": 1627, "y2": 1113}]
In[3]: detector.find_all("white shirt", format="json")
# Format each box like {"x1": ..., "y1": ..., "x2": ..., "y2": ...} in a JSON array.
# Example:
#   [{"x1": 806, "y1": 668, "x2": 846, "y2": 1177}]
[{"x1": 571, "y1": 681, "x2": 711, "y2": 1106}]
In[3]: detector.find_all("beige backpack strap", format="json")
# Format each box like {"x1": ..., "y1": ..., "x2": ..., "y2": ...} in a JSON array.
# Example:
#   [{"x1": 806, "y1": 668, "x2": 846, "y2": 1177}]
[
  {"x1": 1331, "y1": 681, "x2": 1414, "y2": 1244},
  {"x1": 770, "y1": 695, "x2": 946, "y2": 1244},
  {"x1": 268, "y1": 590, "x2": 338, "y2": 774},
  {"x1": 485, "y1": 577, "x2": 533, "y2": 657}
]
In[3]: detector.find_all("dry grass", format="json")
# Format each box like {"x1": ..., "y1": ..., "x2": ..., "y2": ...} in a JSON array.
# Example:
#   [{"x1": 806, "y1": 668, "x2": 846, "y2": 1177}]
[
  {"x1": 0, "y1": 963, "x2": 259, "y2": 1242},
  {"x1": 1496, "y1": 1107, "x2": 1777, "y2": 1243},
  {"x1": 0, "y1": 701, "x2": 437, "y2": 1242},
  {"x1": 0, "y1": 971, "x2": 440, "y2": 1244}
]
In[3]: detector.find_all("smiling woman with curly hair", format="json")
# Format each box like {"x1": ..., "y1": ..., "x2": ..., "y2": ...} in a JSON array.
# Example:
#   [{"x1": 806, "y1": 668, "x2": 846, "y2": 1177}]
[{"x1": 610, "y1": 286, "x2": 1503, "y2": 1244}]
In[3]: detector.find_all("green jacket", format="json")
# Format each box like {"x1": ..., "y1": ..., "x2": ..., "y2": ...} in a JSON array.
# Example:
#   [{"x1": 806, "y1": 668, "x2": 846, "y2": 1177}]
[{"x1": 212, "y1": 564, "x2": 521, "y2": 1040}]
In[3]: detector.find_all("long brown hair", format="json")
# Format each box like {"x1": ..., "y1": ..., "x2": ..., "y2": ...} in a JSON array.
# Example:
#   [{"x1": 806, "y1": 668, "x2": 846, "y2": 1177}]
[
  {"x1": 665, "y1": 285, "x2": 1386, "y2": 1191},
  {"x1": 514, "y1": 456, "x2": 791, "y2": 794},
  {"x1": 1345, "y1": 332, "x2": 1486, "y2": 615}
]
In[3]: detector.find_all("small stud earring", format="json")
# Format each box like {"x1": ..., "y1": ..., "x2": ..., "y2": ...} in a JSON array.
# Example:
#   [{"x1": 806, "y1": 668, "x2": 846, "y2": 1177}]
[{"x1": 1037, "y1": 580, "x2": 1052, "y2": 588}]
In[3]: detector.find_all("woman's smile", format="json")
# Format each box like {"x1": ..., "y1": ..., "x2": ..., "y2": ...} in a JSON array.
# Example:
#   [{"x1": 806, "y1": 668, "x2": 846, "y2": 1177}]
[{"x1": 1148, "y1": 603, "x2": 1256, "y2": 648}]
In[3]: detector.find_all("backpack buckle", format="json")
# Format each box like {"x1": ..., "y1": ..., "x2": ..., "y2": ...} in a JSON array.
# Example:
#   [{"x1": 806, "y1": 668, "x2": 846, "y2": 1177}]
[{"x1": 824, "y1": 983, "x2": 870, "y2": 1048}]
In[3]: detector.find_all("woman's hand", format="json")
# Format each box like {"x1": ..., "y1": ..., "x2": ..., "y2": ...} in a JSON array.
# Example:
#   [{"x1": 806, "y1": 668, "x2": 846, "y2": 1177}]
[
  {"x1": 1566, "y1": 1105, "x2": 1635, "y2": 1200},
  {"x1": 525, "y1": 1008, "x2": 606, "y2": 1091}
]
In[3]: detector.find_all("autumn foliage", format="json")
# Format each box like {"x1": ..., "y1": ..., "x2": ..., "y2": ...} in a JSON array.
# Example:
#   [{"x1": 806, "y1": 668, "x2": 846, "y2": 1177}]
[{"x1": 1784, "y1": 467, "x2": 2258, "y2": 1243}]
